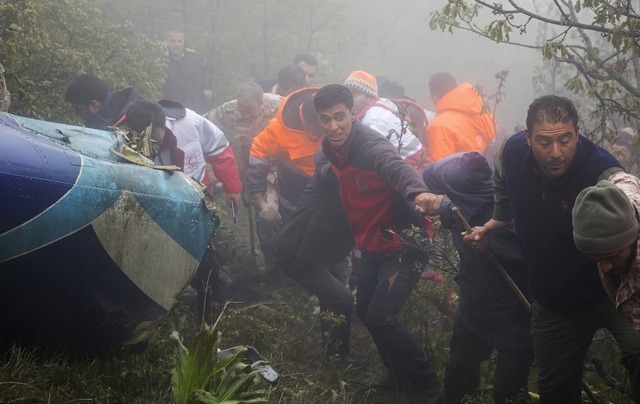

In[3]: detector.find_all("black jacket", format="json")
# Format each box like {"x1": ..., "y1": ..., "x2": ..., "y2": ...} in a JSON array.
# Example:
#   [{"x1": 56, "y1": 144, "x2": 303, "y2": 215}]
[
  {"x1": 88, "y1": 88, "x2": 145, "y2": 130},
  {"x1": 276, "y1": 155, "x2": 354, "y2": 266},
  {"x1": 163, "y1": 51, "x2": 209, "y2": 114}
]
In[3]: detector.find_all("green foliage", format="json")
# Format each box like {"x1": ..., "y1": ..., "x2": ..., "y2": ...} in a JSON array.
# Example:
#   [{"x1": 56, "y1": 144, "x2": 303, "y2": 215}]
[
  {"x1": 0, "y1": 0, "x2": 357, "y2": 122},
  {"x1": 0, "y1": 0, "x2": 163, "y2": 121},
  {"x1": 97, "y1": 0, "x2": 353, "y2": 105},
  {"x1": 0, "y1": 235, "x2": 636, "y2": 402},
  {"x1": 430, "y1": 0, "x2": 479, "y2": 33},
  {"x1": 394, "y1": 220, "x2": 460, "y2": 275},
  {"x1": 170, "y1": 324, "x2": 268, "y2": 404}
]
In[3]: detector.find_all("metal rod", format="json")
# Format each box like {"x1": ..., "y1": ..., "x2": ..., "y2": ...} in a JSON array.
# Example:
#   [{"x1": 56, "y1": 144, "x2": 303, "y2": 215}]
[{"x1": 230, "y1": 200, "x2": 237, "y2": 224}]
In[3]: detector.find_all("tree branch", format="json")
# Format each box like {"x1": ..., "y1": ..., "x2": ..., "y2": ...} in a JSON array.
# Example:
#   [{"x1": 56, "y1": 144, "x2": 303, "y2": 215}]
[
  {"x1": 453, "y1": 14, "x2": 542, "y2": 50},
  {"x1": 471, "y1": 0, "x2": 640, "y2": 37}
]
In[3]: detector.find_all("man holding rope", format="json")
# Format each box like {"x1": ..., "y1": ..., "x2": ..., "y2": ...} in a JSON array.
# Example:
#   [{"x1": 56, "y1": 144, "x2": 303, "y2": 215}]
[{"x1": 463, "y1": 95, "x2": 640, "y2": 403}]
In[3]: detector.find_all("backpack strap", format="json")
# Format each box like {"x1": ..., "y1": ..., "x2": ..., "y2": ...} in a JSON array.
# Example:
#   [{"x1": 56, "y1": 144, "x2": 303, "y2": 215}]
[{"x1": 355, "y1": 97, "x2": 383, "y2": 120}]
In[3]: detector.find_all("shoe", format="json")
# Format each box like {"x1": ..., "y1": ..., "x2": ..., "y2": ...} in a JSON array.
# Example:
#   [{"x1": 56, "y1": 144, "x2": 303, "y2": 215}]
[
  {"x1": 339, "y1": 353, "x2": 355, "y2": 364},
  {"x1": 326, "y1": 348, "x2": 361, "y2": 364},
  {"x1": 179, "y1": 285, "x2": 198, "y2": 303},
  {"x1": 409, "y1": 383, "x2": 441, "y2": 404},
  {"x1": 365, "y1": 371, "x2": 409, "y2": 391}
]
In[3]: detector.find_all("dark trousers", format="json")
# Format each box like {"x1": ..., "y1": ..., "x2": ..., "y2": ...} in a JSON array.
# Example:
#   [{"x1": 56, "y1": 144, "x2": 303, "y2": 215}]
[
  {"x1": 254, "y1": 213, "x2": 281, "y2": 270},
  {"x1": 191, "y1": 239, "x2": 225, "y2": 323},
  {"x1": 531, "y1": 295, "x2": 640, "y2": 403},
  {"x1": 357, "y1": 250, "x2": 440, "y2": 390},
  {"x1": 444, "y1": 315, "x2": 533, "y2": 404},
  {"x1": 277, "y1": 251, "x2": 353, "y2": 355}
]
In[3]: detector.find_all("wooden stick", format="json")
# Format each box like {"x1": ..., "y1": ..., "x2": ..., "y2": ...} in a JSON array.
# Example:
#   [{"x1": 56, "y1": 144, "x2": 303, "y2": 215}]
[
  {"x1": 247, "y1": 204, "x2": 257, "y2": 265},
  {"x1": 452, "y1": 207, "x2": 531, "y2": 312},
  {"x1": 452, "y1": 207, "x2": 601, "y2": 404}
]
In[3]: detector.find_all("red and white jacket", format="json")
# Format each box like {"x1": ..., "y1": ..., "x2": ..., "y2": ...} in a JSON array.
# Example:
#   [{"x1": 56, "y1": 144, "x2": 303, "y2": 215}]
[
  {"x1": 321, "y1": 121, "x2": 428, "y2": 254},
  {"x1": 357, "y1": 97, "x2": 428, "y2": 170},
  {"x1": 155, "y1": 99, "x2": 242, "y2": 195}
]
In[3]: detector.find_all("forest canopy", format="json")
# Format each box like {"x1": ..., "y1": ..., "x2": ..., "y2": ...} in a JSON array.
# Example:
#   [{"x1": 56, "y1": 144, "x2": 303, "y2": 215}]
[
  {"x1": 0, "y1": 0, "x2": 350, "y2": 122},
  {"x1": 3, "y1": 0, "x2": 640, "y2": 143}
]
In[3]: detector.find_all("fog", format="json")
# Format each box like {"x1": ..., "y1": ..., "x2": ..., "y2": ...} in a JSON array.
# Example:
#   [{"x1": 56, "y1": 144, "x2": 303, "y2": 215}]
[
  {"x1": 335, "y1": 0, "x2": 542, "y2": 133},
  {"x1": 1, "y1": 0, "x2": 589, "y2": 132},
  {"x1": 103, "y1": 0, "x2": 545, "y2": 133}
]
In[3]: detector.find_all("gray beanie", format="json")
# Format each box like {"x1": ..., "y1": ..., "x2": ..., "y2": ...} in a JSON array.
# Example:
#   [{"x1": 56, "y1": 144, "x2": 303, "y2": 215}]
[{"x1": 572, "y1": 180, "x2": 640, "y2": 253}]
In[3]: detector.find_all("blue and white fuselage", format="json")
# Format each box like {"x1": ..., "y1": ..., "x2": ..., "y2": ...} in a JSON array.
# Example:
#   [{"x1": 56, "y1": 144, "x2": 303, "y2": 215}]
[{"x1": 0, "y1": 113, "x2": 215, "y2": 345}]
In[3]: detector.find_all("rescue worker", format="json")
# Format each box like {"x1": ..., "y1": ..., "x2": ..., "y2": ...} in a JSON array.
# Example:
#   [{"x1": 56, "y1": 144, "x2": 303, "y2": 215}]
[
  {"x1": 123, "y1": 100, "x2": 241, "y2": 208},
  {"x1": 464, "y1": 95, "x2": 640, "y2": 402},
  {"x1": 343, "y1": 70, "x2": 429, "y2": 171},
  {"x1": 573, "y1": 178, "x2": 640, "y2": 332},
  {"x1": 64, "y1": 74, "x2": 145, "y2": 130},
  {"x1": 246, "y1": 87, "x2": 322, "y2": 226},
  {"x1": 162, "y1": 29, "x2": 212, "y2": 114},
  {"x1": 426, "y1": 72, "x2": 497, "y2": 162},
  {"x1": 312, "y1": 84, "x2": 441, "y2": 403},
  {"x1": 123, "y1": 100, "x2": 241, "y2": 321},
  {"x1": 423, "y1": 152, "x2": 533, "y2": 403},
  {"x1": 205, "y1": 82, "x2": 283, "y2": 272}
]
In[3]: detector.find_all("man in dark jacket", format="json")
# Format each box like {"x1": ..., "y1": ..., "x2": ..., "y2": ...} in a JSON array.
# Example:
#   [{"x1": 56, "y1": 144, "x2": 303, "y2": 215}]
[
  {"x1": 162, "y1": 29, "x2": 212, "y2": 114},
  {"x1": 423, "y1": 152, "x2": 533, "y2": 403},
  {"x1": 65, "y1": 74, "x2": 145, "y2": 130},
  {"x1": 276, "y1": 154, "x2": 355, "y2": 363},
  {"x1": 313, "y1": 84, "x2": 441, "y2": 403},
  {"x1": 464, "y1": 95, "x2": 640, "y2": 402}
]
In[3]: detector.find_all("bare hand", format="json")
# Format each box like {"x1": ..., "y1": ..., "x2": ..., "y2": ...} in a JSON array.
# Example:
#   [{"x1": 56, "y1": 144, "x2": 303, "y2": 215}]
[
  {"x1": 226, "y1": 193, "x2": 241, "y2": 209},
  {"x1": 250, "y1": 191, "x2": 267, "y2": 211},
  {"x1": 414, "y1": 192, "x2": 442, "y2": 216},
  {"x1": 462, "y1": 226, "x2": 489, "y2": 252},
  {"x1": 203, "y1": 89, "x2": 213, "y2": 99}
]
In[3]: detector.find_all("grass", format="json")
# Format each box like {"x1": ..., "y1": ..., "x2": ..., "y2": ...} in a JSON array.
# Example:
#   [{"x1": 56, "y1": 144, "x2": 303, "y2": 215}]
[{"x1": 0, "y1": 219, "x2": 636, "y2": 403}]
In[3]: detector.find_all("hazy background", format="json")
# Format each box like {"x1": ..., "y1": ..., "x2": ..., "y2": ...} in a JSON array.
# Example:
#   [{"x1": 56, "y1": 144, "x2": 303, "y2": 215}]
[
  {"x1": 117, "y1": 0, "x2": 543, "y2": 132},
  {"x1": 336, "y1": 0, "x2": 540, "y2": 132},
  {"x1": 3, "y1": 0, "x2": 549, "y2": 131}
]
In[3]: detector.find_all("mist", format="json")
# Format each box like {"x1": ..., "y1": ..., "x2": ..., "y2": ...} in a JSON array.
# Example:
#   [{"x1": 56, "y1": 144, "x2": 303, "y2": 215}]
[
  {"x1": 336, "y1": 0, "x2": 540, "y2": 133},
  {"x1": 99, "y1": 0, "x2": 542, "y2": 133}
]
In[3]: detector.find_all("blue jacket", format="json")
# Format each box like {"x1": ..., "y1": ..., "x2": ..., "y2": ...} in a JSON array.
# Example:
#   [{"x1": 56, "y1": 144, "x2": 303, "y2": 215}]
[{"x1": 424, "y1": 152, "x2": 531, "y2": 351}]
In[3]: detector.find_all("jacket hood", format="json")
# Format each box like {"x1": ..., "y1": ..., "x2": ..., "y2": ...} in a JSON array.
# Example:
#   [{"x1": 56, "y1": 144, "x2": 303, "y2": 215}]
[
  {"x1": 422, "y1": 151, "x2": 494, "y2": 226},
  {"x1": 99, "y1": 87, "x2": 146, "y2": 126},
  {"x1": 158, "y1": 99, "x2": 187, "y2": 120},
  {"x1": 435, "y1": 82, "x2": 487, "y2": 116},
  {"x1": 278, "y1": 87, "x2": 319, "y2": 133}
]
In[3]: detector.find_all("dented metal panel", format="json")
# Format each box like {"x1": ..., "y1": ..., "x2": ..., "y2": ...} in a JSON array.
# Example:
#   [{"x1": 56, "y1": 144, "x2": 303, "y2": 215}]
[{"x1": 0, "y1": 112, "x2": 215, "y2": 345}]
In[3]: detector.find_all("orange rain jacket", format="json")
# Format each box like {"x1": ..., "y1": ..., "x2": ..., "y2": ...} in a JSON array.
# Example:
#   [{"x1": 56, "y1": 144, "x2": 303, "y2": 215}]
[
  {"x1": 427, "y1": 83, "x2": 496, "y2": 162},
  {"x1": 246, "y1": 87, "x2": 321, "y2": 205}
]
